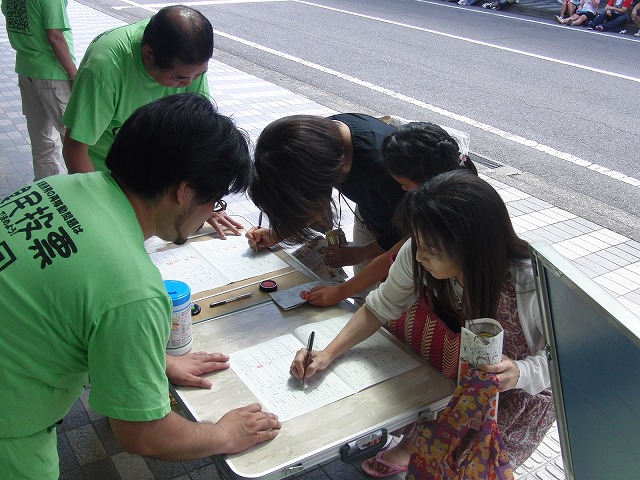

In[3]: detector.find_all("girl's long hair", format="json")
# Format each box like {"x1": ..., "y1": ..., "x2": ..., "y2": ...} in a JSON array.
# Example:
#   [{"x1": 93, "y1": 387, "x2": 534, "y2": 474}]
[{"x1": 397, "y1": 170, "x2": 529, "y2": 326}]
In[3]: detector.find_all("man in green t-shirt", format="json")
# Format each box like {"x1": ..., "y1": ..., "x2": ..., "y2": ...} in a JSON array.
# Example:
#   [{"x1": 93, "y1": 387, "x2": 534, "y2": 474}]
[
  {"x1": 0, "y1": 93, "x2": 281, "y2": 479},
  {"x1": 62, "y1": 5, "x2": 244, "y2": 240},
  {"x1": 1, "y1": 0, "x2": 76, "y2": 180},
  {"x1": 62, "y1": 5, "x2": 210, "y2": 174}
]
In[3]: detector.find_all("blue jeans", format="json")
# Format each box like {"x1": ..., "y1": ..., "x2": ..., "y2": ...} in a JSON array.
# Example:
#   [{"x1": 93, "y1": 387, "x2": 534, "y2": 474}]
[{"x1": 588, "y1": 12, "x2": 629, "y2": 30}]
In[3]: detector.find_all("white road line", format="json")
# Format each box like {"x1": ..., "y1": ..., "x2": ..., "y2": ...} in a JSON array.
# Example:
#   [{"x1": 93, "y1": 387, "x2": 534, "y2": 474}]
[
  {"x1": 112, "y1": 0, "x2": 287, "y2": 9},
  {"x1": 213, "y1": 28, "x2": 640, "y2": 188},
  {"x1": 110, "y1": 0, "x2": 640, "y2": 188},
  {"x1": 113, "y1": 0, "x2": 640, "y2": 82},
  {"x1": 296, "y1": 0, "x2": 640, "y2": 83},
  {"x1": 418, "y1": 0, "x2": 640, "y2": 39}
]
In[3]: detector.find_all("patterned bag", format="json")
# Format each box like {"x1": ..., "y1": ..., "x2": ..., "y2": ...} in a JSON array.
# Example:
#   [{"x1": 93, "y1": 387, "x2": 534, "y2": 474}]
[
  {"x1": 388, "y1": 295, "x2": 460, "y2": 380},
  {"x1": 406, "y1": 370, "x2": 514, "y2": 480}
]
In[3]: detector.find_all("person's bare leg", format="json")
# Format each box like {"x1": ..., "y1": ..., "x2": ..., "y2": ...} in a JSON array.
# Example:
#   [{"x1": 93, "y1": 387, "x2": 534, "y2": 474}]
[{"x1": 573, "y1": 14, "x2": 588, "y2": 25}]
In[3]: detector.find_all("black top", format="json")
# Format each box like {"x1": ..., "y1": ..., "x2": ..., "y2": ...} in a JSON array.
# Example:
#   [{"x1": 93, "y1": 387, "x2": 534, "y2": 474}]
[{"x1": 330, "y1": 113, "x2": 405, "y2": 251}]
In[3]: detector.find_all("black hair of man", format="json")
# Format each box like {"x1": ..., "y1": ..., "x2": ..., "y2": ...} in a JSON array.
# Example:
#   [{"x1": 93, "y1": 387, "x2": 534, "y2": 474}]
[
  {"x1": 106, "y1": 92, "x2": 252, "y2": 205},
  {"x1": 142, "y1": 5, "x2": 213, "y2": 70}
]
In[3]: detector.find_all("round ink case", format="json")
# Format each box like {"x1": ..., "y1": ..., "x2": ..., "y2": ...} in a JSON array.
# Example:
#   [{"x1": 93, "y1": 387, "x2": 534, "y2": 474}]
[{"x1": 259, "y1": 279, "x2": 278, "y2": 292}]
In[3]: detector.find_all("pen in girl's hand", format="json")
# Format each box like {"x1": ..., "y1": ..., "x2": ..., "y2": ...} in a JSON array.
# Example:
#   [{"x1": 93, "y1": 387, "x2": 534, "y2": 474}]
[
  {"x1": 300, "y1": 331, "x2": 315, "y2": 388},
  {"x1": 253, "y1": 211, "x2": 263, "y2": 252}
]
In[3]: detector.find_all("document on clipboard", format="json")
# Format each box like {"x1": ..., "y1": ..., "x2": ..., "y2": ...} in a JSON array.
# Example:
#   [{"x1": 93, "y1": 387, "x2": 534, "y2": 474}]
[{"x1": 229, "y1": 314, "x2": 421, "y2": 421}]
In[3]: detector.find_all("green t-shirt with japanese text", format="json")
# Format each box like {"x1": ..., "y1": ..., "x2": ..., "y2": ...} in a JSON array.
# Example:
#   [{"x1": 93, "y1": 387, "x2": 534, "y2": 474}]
[
  {"x1": 1, "y1": 0, "x2": 74, "y2": 79},
  {"x1": 0, "y1": 173, "x2": 172, "y2": 478},
  {"x1": 63, "y1": 19, "x2": 210, "y2": 172}
]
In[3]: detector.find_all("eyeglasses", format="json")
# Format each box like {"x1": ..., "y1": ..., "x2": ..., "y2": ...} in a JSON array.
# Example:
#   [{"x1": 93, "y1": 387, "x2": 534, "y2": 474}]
[{"x1": 213, "y1": 199, "x2": 227, "y2": 213}]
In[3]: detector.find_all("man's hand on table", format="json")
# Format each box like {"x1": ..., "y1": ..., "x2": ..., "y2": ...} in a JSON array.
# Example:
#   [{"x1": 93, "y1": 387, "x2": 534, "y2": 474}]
[
  {"x1": 207, "y1": 211, "x2": 244, "y2": 239},
  {"x1": 166, "y1": 351, "x2": 230, "y2": 389},
  {"x1": 214, "y1": 404, "x2": 282, "y2": 454}
]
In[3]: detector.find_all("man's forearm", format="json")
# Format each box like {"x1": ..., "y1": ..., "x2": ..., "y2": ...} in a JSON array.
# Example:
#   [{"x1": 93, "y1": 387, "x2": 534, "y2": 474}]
[
  {"x1": 110, "y1": 412, "x2": 228, "y2": 461},
  {"x1": 63, "y1": 129, "x2": 95, "y2": 173},
  {"x1": 110, "y1": 404, "x2": 279, "y2": 460},
  {"x1": 46, "y1": 29, "x2": 77, "y2": 81}
]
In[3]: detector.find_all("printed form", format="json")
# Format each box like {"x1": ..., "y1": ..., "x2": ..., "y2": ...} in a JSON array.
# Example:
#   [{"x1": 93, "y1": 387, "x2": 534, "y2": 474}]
[
  {"x1": 230, "y1": 314, "x2": 421, "y2": 421},
  {"x1": 149, "y1": 236, "x2": 289, "y2": 293}
]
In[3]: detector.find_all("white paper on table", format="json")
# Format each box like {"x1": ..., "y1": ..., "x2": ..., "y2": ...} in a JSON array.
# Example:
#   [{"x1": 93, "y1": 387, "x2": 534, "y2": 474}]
[
  {"x1": 149, "y1": 236, "x2": 288, "y2": 294},
  {"x1": 230, "y1": 314, "x2": 421, "y2": 421}
]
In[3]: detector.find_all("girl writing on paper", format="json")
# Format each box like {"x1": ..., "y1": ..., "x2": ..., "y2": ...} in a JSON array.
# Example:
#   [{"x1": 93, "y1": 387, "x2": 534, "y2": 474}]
[
  {"x1": 303, "y1": 121, "x2": 476, "y2": 307},
  {"x1": 246, "y1": 114, "x2": 405, "y2": 292},
  {"x1": 290, "y1": 171, "x2": 555, "y2": 476},
  {"x1": 247, "y1": 117, "x2": 474, "y2": 304}
]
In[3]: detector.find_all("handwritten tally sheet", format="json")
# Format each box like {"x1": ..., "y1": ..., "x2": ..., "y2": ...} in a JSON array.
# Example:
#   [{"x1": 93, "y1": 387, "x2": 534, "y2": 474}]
[
  {"x1": 230, "y1": 314, "x2": 421, "y2": 421},
  {"x1": 149, "y1": 236, "x2": 288, "y2": 294}
]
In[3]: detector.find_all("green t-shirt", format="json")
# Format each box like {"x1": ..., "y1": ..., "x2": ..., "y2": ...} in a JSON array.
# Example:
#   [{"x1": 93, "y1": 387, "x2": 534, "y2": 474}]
[
  {"x1": 1, "y1": 0, "x2": 74, "y2": 79},
  {"x1": 0, "y1": 173, "x2": 172, "y2": 478},
  {"x1": 63, "y1": 19, "x2": 210, "y2": 172}
]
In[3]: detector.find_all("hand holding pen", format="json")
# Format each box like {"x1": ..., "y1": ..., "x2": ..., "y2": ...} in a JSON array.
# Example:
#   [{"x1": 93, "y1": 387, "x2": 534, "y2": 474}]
[
  {"x1": 289, "y1": 331, "x2": 333, "y2": 386},
  {"x1": 246, "y1": 211, "x2": 279, "y2": 251},
  {"x1": 300, "y1": 331, "x2": 315, "y2": 388},
  {"x1": 254, "y1": 211, "x2": 262, "y2": 253}
]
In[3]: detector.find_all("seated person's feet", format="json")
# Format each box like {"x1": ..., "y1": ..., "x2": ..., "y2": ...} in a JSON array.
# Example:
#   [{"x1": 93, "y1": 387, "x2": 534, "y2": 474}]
[
  {"x1": 555, "y1": 15, "x2": 572, "y2": 24},
  {"x1": 361, "y1": 444, "x2": 411, "y2": 478}
]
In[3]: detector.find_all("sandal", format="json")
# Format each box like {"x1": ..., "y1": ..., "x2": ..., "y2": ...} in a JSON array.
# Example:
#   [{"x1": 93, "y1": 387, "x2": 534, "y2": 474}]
[{"x1": 361, "y1": 451, "x2": 408, "y2": 478}]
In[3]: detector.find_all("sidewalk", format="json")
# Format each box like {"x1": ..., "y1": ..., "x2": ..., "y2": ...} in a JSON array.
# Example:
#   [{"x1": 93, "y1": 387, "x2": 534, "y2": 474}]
[{"x1": 1, "y1": 2, "x2": 639, "y2": 480}]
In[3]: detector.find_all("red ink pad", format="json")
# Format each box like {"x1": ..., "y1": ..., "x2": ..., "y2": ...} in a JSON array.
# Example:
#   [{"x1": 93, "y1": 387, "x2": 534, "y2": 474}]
[{"x1": 259, "y1": 279, "x2": 278, "y2": 292}]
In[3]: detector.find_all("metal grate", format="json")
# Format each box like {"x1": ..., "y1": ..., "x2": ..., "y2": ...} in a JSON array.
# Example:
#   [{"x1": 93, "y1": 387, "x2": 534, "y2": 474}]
[{"x1": 469, "y1": 152, "x2": 504, "y2": 170}]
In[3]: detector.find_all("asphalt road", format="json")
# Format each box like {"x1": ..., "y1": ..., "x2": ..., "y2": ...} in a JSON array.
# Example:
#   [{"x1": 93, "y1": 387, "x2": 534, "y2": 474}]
[{"x1": 80, "y1": 0, "x2": 640, "y2": 241}]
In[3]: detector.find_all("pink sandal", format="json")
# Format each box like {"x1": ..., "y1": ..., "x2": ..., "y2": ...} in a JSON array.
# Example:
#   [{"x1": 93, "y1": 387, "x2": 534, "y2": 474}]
[{"x1": 361, "y1": 451, "x2": 408, "y2": 478}]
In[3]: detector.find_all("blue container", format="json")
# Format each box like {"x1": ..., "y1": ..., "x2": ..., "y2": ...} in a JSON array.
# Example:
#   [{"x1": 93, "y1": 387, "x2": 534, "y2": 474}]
[{"x1": 164, "y1": 280, "x2": 193, "y2": 356}]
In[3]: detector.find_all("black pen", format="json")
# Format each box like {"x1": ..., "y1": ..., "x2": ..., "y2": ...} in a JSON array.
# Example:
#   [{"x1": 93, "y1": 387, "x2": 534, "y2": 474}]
[
  {"x1": 253, "y1": 211, "x2": 263, "y2": 252},
  {"x1": 209, "y1": 292, "x2": 253, "y2": 308},
  {"x1": 300, "y1": 331, "x2": 315, "y2": 388}
]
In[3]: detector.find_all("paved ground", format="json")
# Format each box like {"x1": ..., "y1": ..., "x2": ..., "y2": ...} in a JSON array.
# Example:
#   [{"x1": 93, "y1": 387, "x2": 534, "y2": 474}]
[{"x1": 1, "y1": 1, "x2": 639, "y2": 479}]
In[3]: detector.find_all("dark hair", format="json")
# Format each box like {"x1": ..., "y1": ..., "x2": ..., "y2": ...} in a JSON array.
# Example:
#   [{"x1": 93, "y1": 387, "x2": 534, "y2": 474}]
[
  {"x1": 142, "y1": 5, "x2": 213, "y2": 69},
  {"x1": 106, "y1": 93, "x2": 252, "y2": 204},
  {"x1": 250, "y1": 115, "x2": 345, "y2": 243},
  {"x1": 383, "y1": 122, "x2": 476, "y2": 183},
  {"x1": 399, "y1": 170, "x2": 529, "y2": 325}
]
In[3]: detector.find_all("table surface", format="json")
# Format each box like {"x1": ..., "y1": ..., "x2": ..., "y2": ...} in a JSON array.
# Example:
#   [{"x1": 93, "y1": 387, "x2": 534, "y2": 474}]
[
  {"x1": 155, "y1": 227, "x2": 317, "y2": 322},
  {"x1": 173, "y1": 301, "x2": 455, "y2": 479}
]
